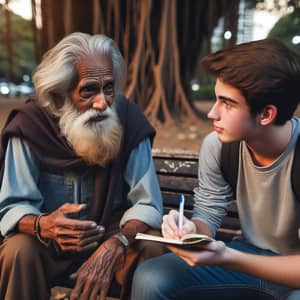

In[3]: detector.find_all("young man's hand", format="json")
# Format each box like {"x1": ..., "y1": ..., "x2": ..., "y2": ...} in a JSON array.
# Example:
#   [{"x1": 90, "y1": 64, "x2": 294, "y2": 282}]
[
  {"x1": 162, "y1": 209, "x2": 197, "y2": 239},
  {"x1": 168, "y1": 240, "x2": 228, "y2": 267}
]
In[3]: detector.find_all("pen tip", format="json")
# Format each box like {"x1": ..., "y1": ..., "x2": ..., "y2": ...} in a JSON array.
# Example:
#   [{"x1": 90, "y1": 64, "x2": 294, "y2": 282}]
[{"x1": 178, "y1": 195, "x2": 185, "y2": 204}]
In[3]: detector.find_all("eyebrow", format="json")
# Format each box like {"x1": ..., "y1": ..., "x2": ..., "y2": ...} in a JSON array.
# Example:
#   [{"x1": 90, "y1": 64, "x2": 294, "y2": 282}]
[
  {"x1": 79, "y1": 81, "x2": 99, "y2": 89},
  {"x1": 79, "y1": 79, "x2": 114, "y2": 87},
  {"x1": 218, "y1": 95, "x2": 240, "y2": 105}
]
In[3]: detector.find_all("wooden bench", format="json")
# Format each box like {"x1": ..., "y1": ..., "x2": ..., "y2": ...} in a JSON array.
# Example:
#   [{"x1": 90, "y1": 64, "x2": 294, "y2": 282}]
[
  {"x1": 152, "y1": 149, "x2": 241, "y2": 241},
  {"x1": 51, "y1": 150, "x2": 242, "y2": 299},
  {"x1": 0, "y1": 149, "x2": 242, "y2": 299}
]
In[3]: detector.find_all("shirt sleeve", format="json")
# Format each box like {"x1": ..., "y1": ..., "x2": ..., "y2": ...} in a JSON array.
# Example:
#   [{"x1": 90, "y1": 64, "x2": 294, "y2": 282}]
[
  {"x1": 192, "y1": 132, "x2": 234, "y2": 236},
  {"x1": 119, "y1": 138, "x2": 163, "y2": 229},
  {"x1": 0, "y1": 137, "x2": 43, "y2": 237}
]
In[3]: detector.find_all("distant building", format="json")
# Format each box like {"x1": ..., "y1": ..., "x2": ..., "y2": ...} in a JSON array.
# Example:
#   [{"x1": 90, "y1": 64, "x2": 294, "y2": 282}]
[{"x1": 211, "y1": 0, "x2": 289, "y2": 52}]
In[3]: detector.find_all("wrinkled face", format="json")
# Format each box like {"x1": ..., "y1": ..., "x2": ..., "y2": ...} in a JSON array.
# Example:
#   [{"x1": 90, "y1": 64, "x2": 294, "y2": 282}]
[
  {"x1": 71, "y1": 54, "x2": 114, "y2": 112},
  {"x1": 58, "y1": 54, "x2": 123, "y2": 166},
  {"x1": 208, "y1": 78, "x2": 260, "y2": 143}
]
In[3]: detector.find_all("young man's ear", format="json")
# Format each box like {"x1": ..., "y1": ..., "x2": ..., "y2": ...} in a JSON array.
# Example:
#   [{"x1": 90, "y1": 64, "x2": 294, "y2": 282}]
[{"x1": 259, "y1": 105, "x2": 277, "y2": 125}]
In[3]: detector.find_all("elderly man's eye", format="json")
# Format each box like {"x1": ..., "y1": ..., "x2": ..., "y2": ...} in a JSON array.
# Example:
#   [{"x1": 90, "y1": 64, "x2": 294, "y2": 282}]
[
  {"x1": 103, "y1": 82, "x2": 114, "y2": 95},
  {"x1": 79, "y1": 84, "x2": 99, "y2": 99}
]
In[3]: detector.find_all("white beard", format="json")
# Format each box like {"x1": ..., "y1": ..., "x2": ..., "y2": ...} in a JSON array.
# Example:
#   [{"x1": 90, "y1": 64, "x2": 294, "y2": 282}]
[{"x1": 59, "y1": 102, "x2": 123, "y2": 167}]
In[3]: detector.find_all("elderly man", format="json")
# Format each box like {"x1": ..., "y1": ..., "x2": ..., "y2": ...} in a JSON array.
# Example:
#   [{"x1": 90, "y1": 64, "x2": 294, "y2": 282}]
[{"x1": 0, "y1": 32, "x2": 163, "y2": 300}]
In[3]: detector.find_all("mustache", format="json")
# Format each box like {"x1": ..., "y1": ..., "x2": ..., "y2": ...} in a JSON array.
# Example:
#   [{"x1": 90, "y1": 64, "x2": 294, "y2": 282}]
[
  {"x1": 85, "y1": 113, "x2": 108, "y2": 125},
  {"x1": 79, "y1": 108, "x2": 114, "y2": 126}
]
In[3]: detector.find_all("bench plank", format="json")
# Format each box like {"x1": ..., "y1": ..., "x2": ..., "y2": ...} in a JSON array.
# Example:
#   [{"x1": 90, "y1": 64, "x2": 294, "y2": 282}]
[
  {"x1": 153, "y1": 151, "x2": 241, "y2": 242},
  {"x1": 158, "y1": 175, "x2": 198, "y2": 195},
  {"x1": 154, "y1": 157, "x2": 198, "y2": 177},
  {"x1": 161, "y1": 192, "x2": 194, "y2": 210}
]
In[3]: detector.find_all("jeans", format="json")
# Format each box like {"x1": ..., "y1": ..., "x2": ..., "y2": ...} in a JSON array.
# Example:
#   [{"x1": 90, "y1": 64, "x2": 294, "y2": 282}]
[{"x1": 131, "y1": 241, "x2": 297, "y2": 300}]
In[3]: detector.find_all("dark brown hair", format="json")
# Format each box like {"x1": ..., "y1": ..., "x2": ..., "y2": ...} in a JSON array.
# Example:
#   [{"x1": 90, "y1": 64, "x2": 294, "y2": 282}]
[{"x1": 202, "y1": 39, "x2": 300, "y2": 125}]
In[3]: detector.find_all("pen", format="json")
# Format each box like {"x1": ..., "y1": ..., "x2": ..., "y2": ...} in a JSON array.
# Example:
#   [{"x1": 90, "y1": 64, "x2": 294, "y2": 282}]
[{"x1": 178, "y1": 194, "x2": 185, "y2": 234}]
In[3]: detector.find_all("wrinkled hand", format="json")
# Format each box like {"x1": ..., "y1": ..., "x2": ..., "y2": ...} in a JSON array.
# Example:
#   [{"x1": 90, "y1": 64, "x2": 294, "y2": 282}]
[
  {"x1": 39, "y1": 203, "x2": 105, "y2": 252},
  {"x1": 168, "y1": 240, "x2": 227, "y2": 267},
  {"x1": 70, "y1": 237, "x2": 125, "y2": 300},
  {"x1": 162, "y1": 209, "x2": 197, "y2": 239}
]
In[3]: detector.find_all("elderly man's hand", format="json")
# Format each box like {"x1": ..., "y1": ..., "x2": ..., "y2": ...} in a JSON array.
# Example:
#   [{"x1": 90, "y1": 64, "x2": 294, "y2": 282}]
[
  {"x1": 39, "y1": 203, "x2": 105, "y2": 252},
  {"x1": 70, "y1": 237, "x2": 125, "y2": 300}
]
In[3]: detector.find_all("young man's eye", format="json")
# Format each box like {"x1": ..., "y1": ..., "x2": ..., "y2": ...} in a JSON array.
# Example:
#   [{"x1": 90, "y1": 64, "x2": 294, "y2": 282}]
[{"x1": 223, "y1": 100, "x2": 232, "y2": 109}]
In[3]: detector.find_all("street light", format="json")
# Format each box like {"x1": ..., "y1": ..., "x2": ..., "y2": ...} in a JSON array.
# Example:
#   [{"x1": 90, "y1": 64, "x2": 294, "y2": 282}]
[
  {"x1": 224, "y1": 30, "x2": 232, "y2": 40},
  {"x1": 190, "y1": 79, "x2": 200, "y2": 92},
  {"x1": 292, "y1": 35, "x2": 300, "y2": 45}
]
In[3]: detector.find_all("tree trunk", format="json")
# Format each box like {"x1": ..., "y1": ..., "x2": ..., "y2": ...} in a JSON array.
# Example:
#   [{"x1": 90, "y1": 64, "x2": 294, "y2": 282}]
[
  {"x1": 223, "y1": 0, "x2": 239, "y2": 48},
  {"x1": 31, "y1": 0, "x2": 40, "y2": 65},
  {"x1": 38, "y1": 0, "x2": 235, "y2": 125},
  {"x1": 64, "y1": 0, "x2": 73, "y2": 34},
  {"x1": 4, "y1": 0, "x2": 13, "y2": 81},
  {"x1": 40, "y1": 0, "x2": 66, "y2": 54}
]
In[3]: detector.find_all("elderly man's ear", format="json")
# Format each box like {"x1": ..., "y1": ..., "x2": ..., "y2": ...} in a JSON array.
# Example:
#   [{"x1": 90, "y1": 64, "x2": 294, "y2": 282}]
[{"x1": 50, "y1": 92, "x2": 65, "y2": 109}]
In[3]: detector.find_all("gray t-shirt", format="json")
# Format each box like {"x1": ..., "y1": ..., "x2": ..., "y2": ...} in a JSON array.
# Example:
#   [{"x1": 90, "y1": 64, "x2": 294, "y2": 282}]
[{"x1": 193, "y1": 117, "x2": 300, "y2": 255}]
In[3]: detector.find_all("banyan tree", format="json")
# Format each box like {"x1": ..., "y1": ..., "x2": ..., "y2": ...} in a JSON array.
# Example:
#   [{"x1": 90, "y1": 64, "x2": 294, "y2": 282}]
[{"x1": 31, "y1": 0, "x2": 239, "y2": 125}]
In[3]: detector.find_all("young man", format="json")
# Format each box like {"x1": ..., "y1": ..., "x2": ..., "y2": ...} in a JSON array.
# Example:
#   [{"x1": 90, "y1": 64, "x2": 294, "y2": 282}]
[
  {"x1": 131, "y1": 39, "x2": 300, "y2": 300},
  {"x1": 0, "y1": 32, "x2": 164, "y2": 300}
]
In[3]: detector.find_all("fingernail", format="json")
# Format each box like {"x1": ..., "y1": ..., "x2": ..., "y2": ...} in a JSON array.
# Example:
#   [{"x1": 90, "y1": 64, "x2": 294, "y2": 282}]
[
  {"x1": 97, "y1": 226, "x2": 104, "y2": 232},
  {"x1": 90, "y1": 222, "x2": 97, "y2": 228}
]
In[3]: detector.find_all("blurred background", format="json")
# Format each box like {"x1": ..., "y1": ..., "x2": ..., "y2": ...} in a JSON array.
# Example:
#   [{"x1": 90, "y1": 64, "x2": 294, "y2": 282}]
[
  {"x1": 0, "y1": 0, "x2": 300, "y2": 152},
  {"x1": 1, "y1": 3, "x2": 299, "y2": 298}
]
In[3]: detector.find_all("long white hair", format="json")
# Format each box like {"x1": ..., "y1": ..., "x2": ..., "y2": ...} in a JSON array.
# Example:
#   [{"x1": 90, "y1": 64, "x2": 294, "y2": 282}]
[{"x1": 32, "y1": 32, "x2": 126, "y2": 116}]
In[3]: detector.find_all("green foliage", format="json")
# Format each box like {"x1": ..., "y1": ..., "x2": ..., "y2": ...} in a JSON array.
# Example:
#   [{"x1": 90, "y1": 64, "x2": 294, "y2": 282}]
[
  {"x1": 244, "y1": 0, "x2": 261, "y2": 9},
  {"x1": 191, "y1": 84, "x2": 215, "y2": 101},
  {"x1": 0, "y1": 6, "x2": 36, "y2": 81},
  {"x1": 268, "y1": 8, "x2": 300, "y2": 54}
]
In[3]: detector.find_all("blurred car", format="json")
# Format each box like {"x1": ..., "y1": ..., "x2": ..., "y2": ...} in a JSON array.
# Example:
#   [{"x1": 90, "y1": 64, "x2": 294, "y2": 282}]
[
  {"x1": 0, "y1": 82, "x2": 11, "y2": 97},
  {"x1": 16, "y1": 82, "x2": 34, "y2": 96},
  {"x1": 0, "y1": 81, "x2": 34, "y2": 97}
]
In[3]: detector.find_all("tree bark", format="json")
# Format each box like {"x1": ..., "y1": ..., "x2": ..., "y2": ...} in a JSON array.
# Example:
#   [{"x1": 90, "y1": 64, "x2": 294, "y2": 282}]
[
  {"x1": 64, "y1": 0, "x2": 73, "y2": 34},
  {"x1": 31, "y1": 0, "x2": 40, "y2": 65},
  {"x1": 4, "y1": 0, "x2": 13, "y2": 81},
  {"x1": 38, "y1": 0, "x2": 236, "y2": 125},
  {"x1": 223, "y1": 0, "x2": 239, "y2": 48}
]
